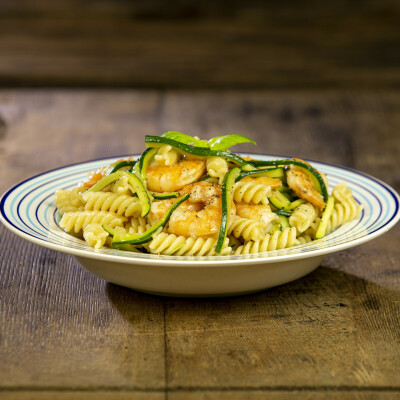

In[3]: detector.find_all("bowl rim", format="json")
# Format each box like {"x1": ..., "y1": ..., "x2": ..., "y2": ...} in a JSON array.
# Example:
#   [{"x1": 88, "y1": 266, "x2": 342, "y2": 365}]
[{"x1": 1, "y1": 153, "x2": 399, "y2": 267}]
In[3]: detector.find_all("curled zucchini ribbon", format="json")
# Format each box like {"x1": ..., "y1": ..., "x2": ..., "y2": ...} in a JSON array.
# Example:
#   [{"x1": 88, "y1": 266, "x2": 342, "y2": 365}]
[
  {"x1": 81, "y1": 170, "x2": 152, "y2": 217},
  {"x1": 272, "y1": 209, "x2": 292, "y2": 217},
  {"x1": 151, "y1": 191, "x2": 179, "y2": 199},
  {"x1": 236, "y1": 167, "x2": 285, "y2": 181},
  {"x1": 215, "y1": 167, "x2": 241, "y2": 254},
  {"x1": 108, "y1": 194, "x2": 190, "y2": 246},
  {"x1": 145, "y1": 135, "x2": 248, "y2": 167},
  {"x1": 245, "y1": 159, "x2": 329, "y2": 203},
  {"x1": 107, "y1": 160, "x2": 137, "y2": 175},
  {"x1": 135, "y1": 147, "x2": 158, "y2": 182}
]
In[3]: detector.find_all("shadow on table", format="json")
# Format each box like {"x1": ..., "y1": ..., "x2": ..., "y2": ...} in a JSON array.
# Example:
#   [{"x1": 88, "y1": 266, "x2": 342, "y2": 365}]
[
  {"x1": 106, "y1": 263, "x2": 400, "y2": 324},
  {"x1": 105, "y1": 263, "x2": 400, "y2": 388}
]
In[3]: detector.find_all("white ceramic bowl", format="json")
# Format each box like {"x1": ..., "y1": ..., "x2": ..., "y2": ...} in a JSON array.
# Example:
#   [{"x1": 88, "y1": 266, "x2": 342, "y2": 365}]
[{"x1": 1, "y1": 155, "x2": 399, "y2": 297}]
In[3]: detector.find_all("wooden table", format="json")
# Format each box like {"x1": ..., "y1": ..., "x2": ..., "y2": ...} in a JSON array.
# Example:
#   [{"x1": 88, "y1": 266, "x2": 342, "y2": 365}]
[
  {"x1": 0, "y1": 90, "x2": 399, "y2": 399},
  {"x1": 0, "y1": 1, "x2": 399, "y2": 89}
]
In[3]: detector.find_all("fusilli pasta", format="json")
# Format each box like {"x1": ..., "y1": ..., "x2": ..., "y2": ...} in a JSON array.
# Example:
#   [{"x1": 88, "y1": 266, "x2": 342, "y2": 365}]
[
  {"x1": 124, "y1": 216, "x2": 149, "y2": 234},
  {"x1": 83, "y1": 223, "x2": 109, "y2": 249},
  {"x1": 149, "y1": 232, "x2": 231, "y2": 256},
  {"x1": 228, "y1": 216, "x2": 266, "y2": 241},
  {"x1": 233, "y1": 227, "x2": 298, "y2": 254},
  {"x1": 60, "y1": 210, "x2": 127, "y2": 233},
  {"x1": 233, "y1": 181, "x2": 271, "y2": 204},
  {"x1": 83, "y1": 191, "x2": 142, "y2": 217},
  {"x1": 154, "y1": 145, "x2": 179, "y2": 166},
  {"x1": 206, "y1": 157, "x2": 229, "y2": 184},
  {"x1": 55, "y1": 133, "x2": 363, "y2": 255},
  {"x1": 289, "y1": 203, "x2": 316, "y2": 234},
  {"x1": 55, "y1": 187, "x2": 84, "y2": 215}
]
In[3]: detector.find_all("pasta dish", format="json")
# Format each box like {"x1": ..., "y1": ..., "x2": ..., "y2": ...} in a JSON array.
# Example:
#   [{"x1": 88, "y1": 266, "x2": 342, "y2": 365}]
[{"x1": 55, "y1": 132, "x2": 362, "y2": 256}]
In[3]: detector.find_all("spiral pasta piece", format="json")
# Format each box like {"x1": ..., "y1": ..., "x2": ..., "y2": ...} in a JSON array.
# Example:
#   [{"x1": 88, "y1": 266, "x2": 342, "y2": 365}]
[
  {"x1": 206, "y1": 157, "x2": 229, "y2": 184},
  {"x1": 305, "y1": 197, "x2": 362, "y2": 238},
  {"x1": 297, "y1": 234, "x2": 313, "y2": 245},
  {"x1": 233, "y1": 227, "x2": 298, "y2": 254},
  {"x1": 332, "y1": 182, "x2": 354, "y2": 204},
  {"x1": 228, "y1": 216, "x2": 266, "y2": 241},
  {"x1": 55, "y1": 188, "x2": 85, "y2": 215},
  {"x1": 60, "y1": 211, "x2": 127, "y2": 233},
  {"x1": 149, "y1": 232, "x2": 231, "y2": 256},
  {"x1": 289, "y1": 203, "x2": 316, "y2": 234},
  {"x1": 233, "y1": 181, "x2": 272, "y2": 204},
  {"x1": 125, "y1": 216, "x2": 149, "y2": 234},
  {"x1": 83, "y1": 191, "x2": 142, "y2": 217},
  {"x1": 83, "y1": 223, "x2": 109, "y2": 249},
  {"x1": 112, "y1": 175, "x2": 132, "y2": 195},
  {"x1": 154, "y1": 145, "x2": 179, "y2": 166},
  {"x1": 325, "y1": 199, "x2": 362, "y2": 234}
]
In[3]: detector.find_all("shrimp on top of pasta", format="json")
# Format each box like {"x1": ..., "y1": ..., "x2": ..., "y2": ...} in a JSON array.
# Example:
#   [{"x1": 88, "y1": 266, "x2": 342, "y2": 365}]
[{"x1": 55, "y1": 132, "x2": 362, "y2": 255}]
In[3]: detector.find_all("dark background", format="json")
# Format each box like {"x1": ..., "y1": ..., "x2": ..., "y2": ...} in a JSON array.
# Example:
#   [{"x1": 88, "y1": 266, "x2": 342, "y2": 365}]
[{"x1": 1, "y1": 0, "x2": 399, "y2": 89}]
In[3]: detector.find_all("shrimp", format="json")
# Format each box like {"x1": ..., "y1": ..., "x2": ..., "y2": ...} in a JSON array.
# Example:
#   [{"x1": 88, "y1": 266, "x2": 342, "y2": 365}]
[
  {"x1": 81, "y1": 158, "x2": 136, "y2": 190},
  {"x1": 147, "y1": 159, "x2": 206, "y2": 192},
  {"x1": 81, "y1": 166, "x2": 108, "y2": 190},
  {"x1": 148, "y1": 181, "x2": 236, "y2": 239},
  {"x1": 235, "y1": 202, "x2": 278, "y2": 229},
  {"x1": 286, "y1": 159, "x2": 327, "y2": 209}
]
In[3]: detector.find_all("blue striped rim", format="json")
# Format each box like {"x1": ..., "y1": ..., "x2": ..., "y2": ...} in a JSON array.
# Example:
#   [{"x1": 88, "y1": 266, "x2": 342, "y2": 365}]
[{"x1": 1, "y1": 154, "x2": 399, "y2": 261}]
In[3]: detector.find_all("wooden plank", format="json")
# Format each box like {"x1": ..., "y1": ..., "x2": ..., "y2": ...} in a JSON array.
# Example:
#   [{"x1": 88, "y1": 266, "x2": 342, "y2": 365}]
[
  {"x1": 1, "y1": 389, "x2": 399, "y2": 400},
  {"x1": 0, "y1": 392, "x2": 164, "y2": 400},
  {"x1": 0, "y1": 90, "x2": 161, "y2": 193},
  {"x1": 0, "y1": 0, "x2": 399, "y2": 89},
  {"x1": 163, "y1": 264, "x2": 400, "y2": 388},
  {"x1": 1, "y1": 0, "x2": 396, "y2": 19},
  {"x1": 0, "y1": 390, "x2": 165, "y2": 400},
  {"x1": 160, "y1": 90, "x2": 400, "y2": 177},
  {"x1": 169, "y1": 391, "x2": 400, "y2": 400},
  {"x1": 0, "y1": 91, "x2": 166, "y2": 389},
  {"x1": 0, "y1": 90, "x2": 399, "y2": 395},
  {"x1": 160, "y1": 91, "x2": 400, "y2": 388},
  {"x1": 0, "y1": 226, "x2": 166, "y2": 388}
]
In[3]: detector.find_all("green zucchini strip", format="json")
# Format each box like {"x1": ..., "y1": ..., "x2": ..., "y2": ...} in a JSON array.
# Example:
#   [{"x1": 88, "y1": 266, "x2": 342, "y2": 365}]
[
  {"x1": 272, "y1": 209, "x2": 292, "y2": 217},
  {"x1": 151, "y1": 191, "x2": 179, "y2": 200},
  {"x1": 236, "y1": 167, "x2": 286, "y2": 181},
  {"x1": 315, "y1": 196, "x2": 335, "y2": 239},
  {"x1": 115, "y1": 244, "x2": 145, "y2": 252},
  {"x1": 102, "y1": 225, "x2": 148, "y2": 251},
  {"x1": 287, "y1": 199, "x2": 306, "y2": 210},
  {"x1": 102, "y1": 224, "x2": 118, "y2": 237},
  {"x1": 81, "y1": 170, "x2": 151, "y2": 218},
  {"x1": 269, "y1": 190, "x2": 291, "y2": 210},
  {"x1": 215, "y1": 167, "x2": 241, "y2": 254},
  {"x1": 246, "y1": 159, "x2": 328, "y2": 203},
  {"x1": 145, "y1": 135, "x2": 248, "y2": 167},
  {"x1": 240, "y1": 164, "x2": 258, "y2": 172},
  {"x1": 81, "y1": 171, "x2": 125, "y2": 201},
  {"x1": 136, "y1": 147, "x2": 158, "y2": 182},
  {"x1": 277, "y1": 215, "x2": 290, "y2": 230},
  {"x1": 111, "y1": 194, "x2": 190, "y2": 246},
  {"x1": 268, "y1": 222, "x2": 281, "y2": 234},
  {"x1": 125, "y1": 171, "x2": 152, "y2": 217},
  {"x1": 108, "y1": 160, "x2": 138, "y2": 175}
]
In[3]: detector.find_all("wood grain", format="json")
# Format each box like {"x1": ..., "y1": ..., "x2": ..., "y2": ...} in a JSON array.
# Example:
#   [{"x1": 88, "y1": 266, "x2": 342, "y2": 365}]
[
  {"x1": 0, "y1": 228, "x2": 166, "y2": 388},
  {"x1": 0, "y1": 90, "x2": 399, "y2": 398},
  {"x1": 170, "y1": 392, "x2": 400, "y2": 400},
  {"x1": 0, "y1": 0, "x2": 399, "y2": 88},
  {"x1": 1, "y1": 390, "x2": 399, "y2": 400},
  {"x1": 0, "y1": 393, "x2": 163, "y2": 400}
]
